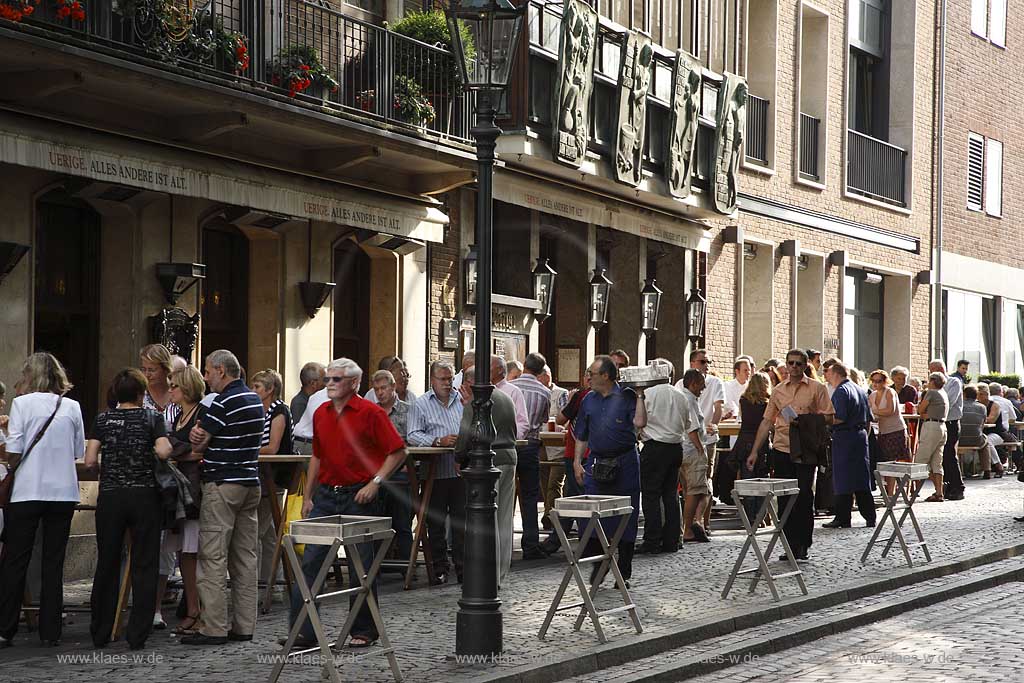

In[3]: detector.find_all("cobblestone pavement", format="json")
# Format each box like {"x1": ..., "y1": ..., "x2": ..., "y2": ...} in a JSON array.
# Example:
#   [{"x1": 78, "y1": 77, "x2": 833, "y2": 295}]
[
  {"x1": 686, "y1": 581, "x2": 1024, "y2": 683},
  {"x1": 1, "y1": 476, "x2": 1023, "y2": 683}
]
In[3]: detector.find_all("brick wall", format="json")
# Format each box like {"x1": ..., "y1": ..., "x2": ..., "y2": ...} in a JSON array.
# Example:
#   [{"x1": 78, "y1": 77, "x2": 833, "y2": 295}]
[{"x1": 428, "y1": 193, "x2": 460, "y2": 367}]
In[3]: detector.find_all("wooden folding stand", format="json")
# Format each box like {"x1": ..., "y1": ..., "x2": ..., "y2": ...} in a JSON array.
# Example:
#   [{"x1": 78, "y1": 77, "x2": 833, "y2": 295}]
[
  {"x1": 538, "y1": 495, "x2": 642, "y2": 644},
  {"x1": 861, "y1": 462, "x2": 931, "y2": 568},
  {"x1": 722, "y1": 478, "x2": 808, "y2": 602},
  {"x1": 269, "y1": 515, "x2": 402, "y2": 683}
]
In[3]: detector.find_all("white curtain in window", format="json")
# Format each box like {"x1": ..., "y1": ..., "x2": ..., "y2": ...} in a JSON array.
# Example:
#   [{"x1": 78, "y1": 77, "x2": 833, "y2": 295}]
[
  {"x1": 990, "y1": 0, "x2": 1007, "y2": 46},
  {"x1": 985, "y1": 138, "x2": 1003, "y2": 217},
  {"x1": 945, "y1": 289, "x2": 990, "y2": 374},
  {"x1": 972, "y1": 0, "x2": 988, "y2": 37}
]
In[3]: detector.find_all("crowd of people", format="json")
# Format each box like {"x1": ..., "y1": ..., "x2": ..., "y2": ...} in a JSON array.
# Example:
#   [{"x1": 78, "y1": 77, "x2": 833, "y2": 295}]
[{"x1": 0, "y1": 343, "x2": 1021, "y2": 653}]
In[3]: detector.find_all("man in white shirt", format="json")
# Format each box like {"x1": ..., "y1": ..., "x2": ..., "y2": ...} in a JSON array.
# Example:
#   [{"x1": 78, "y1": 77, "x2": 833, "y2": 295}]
[
  {"x1": 292, "y1": 387, "x2": 329, "y2": 442},
  {"x1": 451, "y1": 351, "x2": 475, "y2": 391},
  {"x1": 676, "y1": 349, "x2": 724, "y2": 531},
  {"x1": 722, "y1": 356, "x2": 753, "y2": 420},
  {"x1": 677, "y1": 369, "x2": 710, "y2": 542},
  {"x1": 638, "y1": 360, "x2": 703, "y2": 553}
]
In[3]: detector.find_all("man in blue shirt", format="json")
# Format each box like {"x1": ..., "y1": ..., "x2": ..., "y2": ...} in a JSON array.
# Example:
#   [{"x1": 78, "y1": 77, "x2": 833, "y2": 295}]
[
  {"x1": 573, "y1": 355, "x2": 647, "y2": 583},
  {"x1": 823, "y1": 361, "x2": 876, "y2": 529}
]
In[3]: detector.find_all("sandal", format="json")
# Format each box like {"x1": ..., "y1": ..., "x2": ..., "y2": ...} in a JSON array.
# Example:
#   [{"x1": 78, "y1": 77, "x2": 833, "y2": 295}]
[
  {"x1": 924, "y1": 493, "x2": 944, "y2": 502},
  {"x1": 348, "y1": 635, "x2": 376, "y2": 648},
  {"x1": 173, "y1": 614, "x2": 201, "y2": 636}
]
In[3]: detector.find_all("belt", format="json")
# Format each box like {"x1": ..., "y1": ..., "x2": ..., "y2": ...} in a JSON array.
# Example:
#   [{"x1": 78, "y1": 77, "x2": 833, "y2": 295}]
[
  {"x1": 294, "y1": 436, "x2": 313, "y2": 444},
  {"x1": 923, "y1": 418, "x2": 945, "y2": 423},
  {"x1": 321, "y1": 482, "x2": 368, "y2": 493}
]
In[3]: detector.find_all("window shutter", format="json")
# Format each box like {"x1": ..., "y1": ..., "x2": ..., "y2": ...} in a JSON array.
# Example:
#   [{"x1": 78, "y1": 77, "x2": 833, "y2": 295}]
[
  {"x1": 985, "y1": 138, "x2": 1003, "y2": 217},
  {"x1": 991, "y1": 0, "x2": 1007, "y2": 47},
  {"x1": 972, "y1": 0, "x2": 988, "y2": 37},
  {"x1": 967, "y1": 133, "x2": 985, "y2": 211}
]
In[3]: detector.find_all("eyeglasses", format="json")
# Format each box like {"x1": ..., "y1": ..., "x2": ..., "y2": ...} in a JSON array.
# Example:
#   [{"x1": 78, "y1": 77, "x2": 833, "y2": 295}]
[
  {"x1": 696, "y1": 358, "x2": 710, "y2": 365},
  {"x1": 787, "y1": 360, "x2": 806, "y2": 367},
  {"x1": 325, "y1": 376, "x2": 350, "y2": 384}
]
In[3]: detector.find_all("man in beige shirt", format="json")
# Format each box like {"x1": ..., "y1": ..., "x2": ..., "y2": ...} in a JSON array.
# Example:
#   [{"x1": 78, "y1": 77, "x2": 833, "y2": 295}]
[{"x1": 749, "y1": 348, "x2": 834, "y2": 561}]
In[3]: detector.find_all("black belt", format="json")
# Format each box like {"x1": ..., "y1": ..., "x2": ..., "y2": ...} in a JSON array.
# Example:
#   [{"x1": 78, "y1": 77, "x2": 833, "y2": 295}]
[
  {"x1": 295, "y1": 436, "x2": 313, "y2": 444},
  {"x1": 322, "y1": 482, "x2": 368, "y2": 493},
  {"x1": 923, "y1": 419, "x2": 945, "y2": 423}
]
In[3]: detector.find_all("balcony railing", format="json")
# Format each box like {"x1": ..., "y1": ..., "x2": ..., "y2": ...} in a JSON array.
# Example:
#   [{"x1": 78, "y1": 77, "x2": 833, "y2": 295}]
[
  {"x1": 18, "y1": 0, "x2": 472, "y2": 142},
  {"x1": 799, "y1": 113, "x2": 821, "y2": 181},
  {"x1": 745, "y1": 93, "x2": 769, "y2": 164},
  {"x1": 847, "y1": 129, "x2": 907, "y2": 207}
]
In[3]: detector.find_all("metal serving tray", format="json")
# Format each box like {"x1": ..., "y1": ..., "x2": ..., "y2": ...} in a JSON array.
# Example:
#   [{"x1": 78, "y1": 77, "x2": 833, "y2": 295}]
[
  {"x1": 288, "y1": 514, "x2": 392, "y2": 545},
  {"x1": 876, "y1": 462, "x2": 931, "y2": 480},
  {"x1": 555, "y1": 494, "x2": 632, "y2": 513},
  {"x1": 733, "y1": 478, "x2": 799, "y2": 496}
]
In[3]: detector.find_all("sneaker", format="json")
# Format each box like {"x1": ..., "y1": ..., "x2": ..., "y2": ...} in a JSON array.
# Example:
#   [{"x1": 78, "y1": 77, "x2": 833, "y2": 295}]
[{"x1": 153, "y1": 614, "x2": 167, "y2": 630}]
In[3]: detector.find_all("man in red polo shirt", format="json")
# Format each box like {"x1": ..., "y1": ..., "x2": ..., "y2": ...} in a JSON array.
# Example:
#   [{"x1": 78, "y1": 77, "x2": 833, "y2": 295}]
[{"x1": 284, "y1": 357, "x2": 406, "y2": 650}]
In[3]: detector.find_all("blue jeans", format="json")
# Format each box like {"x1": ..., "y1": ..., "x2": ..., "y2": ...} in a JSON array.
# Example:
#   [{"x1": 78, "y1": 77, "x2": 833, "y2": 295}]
[
  {"x1": 584, "y1": 449, "x2": 641, "y2": 543},
  {"x1": 515, "y1": 442, "x2": 541, "y2": 552},
  {"x1": 288, "y1": 484, "x2": 381, "y2": 641},
  {"x1": 546, "y1": 458, "x2": 584, "y2": 544},
  {"x1": 382, "y1": 471, "x2": 413, "y2": 559}
]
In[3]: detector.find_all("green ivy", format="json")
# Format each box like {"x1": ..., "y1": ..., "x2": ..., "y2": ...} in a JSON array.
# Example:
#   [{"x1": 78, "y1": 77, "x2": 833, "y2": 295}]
[
  {"x1": 976, "y1": 373, "x2": 1021, "y2": 389},
  {"x1": 389, "y1": 10, "x2": 474, "y2": 94}
]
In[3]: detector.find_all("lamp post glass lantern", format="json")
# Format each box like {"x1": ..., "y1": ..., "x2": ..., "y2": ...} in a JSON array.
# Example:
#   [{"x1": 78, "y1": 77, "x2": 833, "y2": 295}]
[
  {"x1": 641, "y1": 277, "x2": 663, "y2": 333},
  {"x1": 447, "y1": 0, "x2": 527, "y2": 660},
  {"x1": 532, "y1": 257, "x2": 557, "y2": 322},
  {"x1": 465, "y1": 245, "x2": 478, "y2": 306},
  {"x1": 590, "y1": 268, "x2": 613, "y2": 327},
  {"x1": 686, "y1": 288, "x2": 707, "y2": 341}
]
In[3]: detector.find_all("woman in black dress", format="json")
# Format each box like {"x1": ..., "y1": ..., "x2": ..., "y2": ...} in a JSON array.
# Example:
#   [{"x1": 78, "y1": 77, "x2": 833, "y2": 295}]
[
  {"x1": 84, "y1": 368, "x2": 172, "y2": 649},
  {"x1": 733, "y1": 372, "x2": 772, "y2": 520}
]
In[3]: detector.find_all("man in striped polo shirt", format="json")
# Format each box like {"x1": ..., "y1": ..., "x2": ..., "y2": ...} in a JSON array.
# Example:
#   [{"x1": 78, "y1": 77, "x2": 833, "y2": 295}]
[
  {"x1": 184, "y1": 349, "x2": 265, "y2": 646},
  {"x1": 510, "y1": 353, "x2": 551, "y2": 560}
]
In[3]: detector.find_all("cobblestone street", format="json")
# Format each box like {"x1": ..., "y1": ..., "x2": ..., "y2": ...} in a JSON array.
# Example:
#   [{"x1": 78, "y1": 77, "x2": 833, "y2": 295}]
[{"x1": 1, "y1": 476, "x2": 1023, "y2": 683}]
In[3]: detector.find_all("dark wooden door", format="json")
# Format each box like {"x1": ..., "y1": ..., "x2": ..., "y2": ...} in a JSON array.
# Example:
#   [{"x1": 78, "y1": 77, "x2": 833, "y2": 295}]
[
  {"x1": 201, "y1": 224, "x2": 250, "y2": 371},
  {"x1": 333, "y1": 239, "x2": 371, "y2": 391},
  {"x1": 34, "y1": 192, "x2": 101, "y2": 423}
]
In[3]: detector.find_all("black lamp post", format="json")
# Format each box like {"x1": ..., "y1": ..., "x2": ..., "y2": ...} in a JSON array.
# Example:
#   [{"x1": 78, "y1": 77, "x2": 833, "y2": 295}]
[
  {"x1": 532, "y1": 257, "x2": 557, "y2": 323},
  {"x1": 590, "y1": 268, "x2": 613, "y2": 328},
  {"x1": 641, "y1": 277, "x2": 663, "y2": 333},
  {"x1": 446, "y1": 0, "x2": 527, "y2": 658},
  {"x1": 686, "y1": 288, "x2": 707, "y2": 342}
]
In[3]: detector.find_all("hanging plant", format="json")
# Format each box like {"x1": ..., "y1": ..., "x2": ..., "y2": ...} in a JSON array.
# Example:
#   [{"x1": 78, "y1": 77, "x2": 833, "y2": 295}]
[
  {"x1": 0, "y1": 0, "x2": 37, "y2": 21},
  {"x1": 268, "y1": 45, "x2": 339, "y2": 98},
  {"x1": 393, "y1": 75, "x2": 435, "y2": 126},
  {"x1": 55, "y1": 0, "x2": 85, "y2": 21}
]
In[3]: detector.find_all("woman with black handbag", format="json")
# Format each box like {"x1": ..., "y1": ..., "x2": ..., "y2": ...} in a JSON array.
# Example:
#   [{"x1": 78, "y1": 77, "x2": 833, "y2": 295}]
[
  {"x1": 84, "y1": 368, "x2": 172, "y2": 650},
  {"x1": 0, "y1": 352, "x2": 85, "y2": 648}
]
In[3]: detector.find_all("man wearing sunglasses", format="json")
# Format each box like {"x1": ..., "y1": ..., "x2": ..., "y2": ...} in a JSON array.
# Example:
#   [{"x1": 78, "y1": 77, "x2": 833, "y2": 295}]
[{"x1": 747, "y1": 349, "x2": 833, "y2": 561}]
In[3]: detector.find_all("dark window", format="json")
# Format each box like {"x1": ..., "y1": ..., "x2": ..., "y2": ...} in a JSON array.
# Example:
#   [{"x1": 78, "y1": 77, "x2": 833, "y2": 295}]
[
  {"x1": 202, "y1": 224, "x2": 250, "y2": 372},
  {"x1": 493, "y1": 201, "x2": 533, "y2": 299},
  {"x1": 333, "y1": 240, "x2": 371, "y2": 393}
]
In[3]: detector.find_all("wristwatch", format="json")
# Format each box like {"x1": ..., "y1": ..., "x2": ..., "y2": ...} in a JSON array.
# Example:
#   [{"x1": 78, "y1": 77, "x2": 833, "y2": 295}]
[{"x1": 372, "y1": 475, "x2": 384, "y2": 485}]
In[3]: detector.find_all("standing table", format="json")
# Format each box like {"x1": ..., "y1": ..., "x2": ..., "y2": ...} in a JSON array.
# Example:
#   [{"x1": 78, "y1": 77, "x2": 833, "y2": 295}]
[
  {"x1": 271, "y1": 515, "x2": 402, "y2": 683},
  {"x1": 402, "y1": 447, "x2": 450, "y2": 589},
  {"x1": 861, "y1": 462, "x2": 931, "y2": 567},
  {"x1": 538, "y1": 495, "x2": 642, "y2": 644},
  {"x1": 722, "y1": 478, "x2": 807, "y2": 602},
  {"x1": 260, "y1": 454, "x2": 311, "y2": 614}
]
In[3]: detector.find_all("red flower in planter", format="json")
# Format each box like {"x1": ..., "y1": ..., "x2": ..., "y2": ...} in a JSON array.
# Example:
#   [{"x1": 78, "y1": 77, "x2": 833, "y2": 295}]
[{"x1": 55, "y1": 0, "x2": 84, "y2": 21}]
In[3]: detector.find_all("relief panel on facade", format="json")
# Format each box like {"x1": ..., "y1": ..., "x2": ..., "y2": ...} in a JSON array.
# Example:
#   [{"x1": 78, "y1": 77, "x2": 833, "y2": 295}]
[
  {"x1": 552, "y1": 0, "x2": 599, "y2": 168},
  {"x1": 666, "y1": 50, "x2": 702, "y2": 199},
  {"x1": 614, "y1": 31, "x2": 654, "y2": 186},
  {"x1": 712, "y1": 72, "x2": 748, "y2": 214}
]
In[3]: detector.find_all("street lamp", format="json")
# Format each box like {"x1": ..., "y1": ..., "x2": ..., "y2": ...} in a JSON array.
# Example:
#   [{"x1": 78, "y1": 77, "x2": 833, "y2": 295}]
[
  {"x1": 447, "y1": 0, "x2": 527, "y2": 659},
  {"x1": 686, "y1": 288, "x2": 707, "y2": 342},
  {"x1": 464, "y1": 245, "x2": 478, "y2": 307},
  {"x1": 641, "y1": 277, "x2": 663, "y2": 333},
  {"x1": 590, "y1": 268, "x2": 613, "y2": 328},
  {"x1": 532, "y1": 257, "x2": 557, "y2": 323}
]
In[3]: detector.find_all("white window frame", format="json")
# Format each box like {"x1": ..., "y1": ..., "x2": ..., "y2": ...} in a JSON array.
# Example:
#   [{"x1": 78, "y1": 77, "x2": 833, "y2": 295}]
[{"x1": 972, "y1": 0, "x2": 988, "y2": 38}]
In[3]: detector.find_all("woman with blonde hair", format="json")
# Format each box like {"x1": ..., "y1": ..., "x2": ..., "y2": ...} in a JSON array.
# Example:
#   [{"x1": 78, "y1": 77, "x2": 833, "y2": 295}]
[
  {"x1": 252, "y1": 369, "x2": 293, "y2": 589},
  {"x1": 140, "y1": 344, "x2": 180, "y2": 428},
  {"x1": 731, "y1": 372, "x2": 772, "y2": 519},
  {"x1": 163, "y1": 365, "x2": 207, "y2": 635},
  {"x1": 0, "y1": 352, "x2": 85, "y2": 648}
]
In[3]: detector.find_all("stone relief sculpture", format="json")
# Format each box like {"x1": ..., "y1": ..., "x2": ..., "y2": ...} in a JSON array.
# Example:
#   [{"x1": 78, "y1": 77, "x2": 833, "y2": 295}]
[
  {"x1": 666, "y1": 50, "x2": 702, "y2": 199},
  {"x1": 552, "y1": 0, "x2": 599, "y2": 168},
  {"x1": 713, "y1": 72, "x2": 748, "y2": 214},
  {"x1": 614, "y1": 32, "x2": 654, "y2": 186}
]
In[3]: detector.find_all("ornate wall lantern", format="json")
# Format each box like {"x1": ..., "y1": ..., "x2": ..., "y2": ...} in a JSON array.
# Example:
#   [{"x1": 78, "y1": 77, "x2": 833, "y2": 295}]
[
  {"x1": 156, "y1": 262, "x2": 206, "y2": 305},
  {"x1": 686, "y1": 288, "x2": 707, "y2": 342},
  {"x1": 532, "y1": 257, "x2": 557, "y2": 323},
  {"x1": 590, "y1": 268, "x2": 613, "y2": 328},
  {"x1": 641, "y1": 277, "x2": 663, "y2": 333}
]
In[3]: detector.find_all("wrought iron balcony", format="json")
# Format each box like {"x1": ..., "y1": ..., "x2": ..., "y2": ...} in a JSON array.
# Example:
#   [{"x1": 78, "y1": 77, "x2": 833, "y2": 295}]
[
  {"x1": 847, "y1": 129, "x2": 907, "y2": 207},
  {"x1": 799, "y1": 113, "x2": 821, "y2": 181},
  {"x1": 744, "y1": 93, "x2": 769, "y2": 165},
  {"x1": 13, "y1": 0, "x2": 473, "y2": 142}
]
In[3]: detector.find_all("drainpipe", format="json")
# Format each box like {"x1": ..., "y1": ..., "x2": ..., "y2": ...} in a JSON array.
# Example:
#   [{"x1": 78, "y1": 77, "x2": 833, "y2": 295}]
[{"x1": 933, "y1": 0, "x2": 948, "y2": 361}]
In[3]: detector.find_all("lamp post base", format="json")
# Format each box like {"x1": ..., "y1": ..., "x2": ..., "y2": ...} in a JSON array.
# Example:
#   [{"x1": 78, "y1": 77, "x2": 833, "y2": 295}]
[{"x1": 455, "y1": 609, "x2": 503, "y2": 658}]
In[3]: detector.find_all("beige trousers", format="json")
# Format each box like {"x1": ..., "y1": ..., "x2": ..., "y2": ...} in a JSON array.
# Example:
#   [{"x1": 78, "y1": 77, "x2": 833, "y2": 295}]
[
  {"x1": 197, "y1": 482, "x2": 260, "y2": 637},
  {"x1": 257, "y1": 495, "x2": 280, "y2": 585},
  {"x1": 496, "y1": 459, "x2": 518, "y2": 586}
]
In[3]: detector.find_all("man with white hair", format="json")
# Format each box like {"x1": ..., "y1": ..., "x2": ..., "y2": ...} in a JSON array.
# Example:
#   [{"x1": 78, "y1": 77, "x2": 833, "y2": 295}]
[
  {"x1": 284, "y1": 357, "x2": 406, "y2": 649},
  {"x1": 452, "y1": 351, "x2": 475, "y2": 391},
  {"x1": 929, "y1": 359, "x2": 965, "y2": 500}
]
